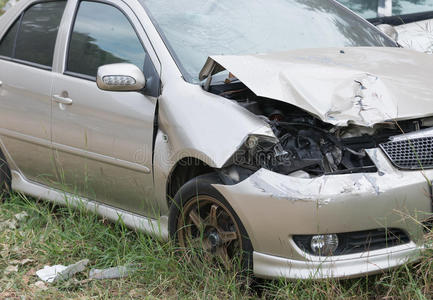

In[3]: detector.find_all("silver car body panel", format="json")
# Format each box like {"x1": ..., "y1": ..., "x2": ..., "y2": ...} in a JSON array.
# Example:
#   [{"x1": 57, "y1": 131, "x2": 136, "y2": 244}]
[
  {"x1": 253, "y1": 243, "x2": 421, "y2": 279},
  {"x1": 11, "y1": 170, "x2": 168, "y2": 240},
  {"x1": 0, "y1": 57, "x2": 57, "y2": 186},
  {"x1": 212, "y1": 148, "x2": 431, "y2": 258},
  {"x1": 200, "y1": 47, "x2": 433, "y2": 127}
]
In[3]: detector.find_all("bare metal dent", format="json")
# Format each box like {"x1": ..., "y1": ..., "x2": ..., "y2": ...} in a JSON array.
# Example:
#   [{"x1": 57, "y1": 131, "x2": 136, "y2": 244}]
[{"x1": 200, "y1": 47, "x2": 433, "y2": 127}]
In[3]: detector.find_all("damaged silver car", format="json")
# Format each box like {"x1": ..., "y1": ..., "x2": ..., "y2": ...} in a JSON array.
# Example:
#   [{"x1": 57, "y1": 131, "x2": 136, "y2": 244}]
[{"x1": 0, "y1": 0, "x2": 432, "y2": 279}]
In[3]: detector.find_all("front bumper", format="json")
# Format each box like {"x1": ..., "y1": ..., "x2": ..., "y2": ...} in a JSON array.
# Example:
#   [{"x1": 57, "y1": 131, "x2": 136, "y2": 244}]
[
  {"x1": 213, "y1": 148, "x2": 432, "y2": 279},
  {"x1": 254, "y1": 243, "x2": 422, "y2": 279}
]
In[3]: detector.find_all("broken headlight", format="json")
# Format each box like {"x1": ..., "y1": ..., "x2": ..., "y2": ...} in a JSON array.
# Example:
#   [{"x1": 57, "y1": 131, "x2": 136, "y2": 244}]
[
  {"x1": 230, "y1": 120, "x2": 378, "y2": 177},
  {"x1": 230, "y1": 135, "x2": 271, "y2": 167},
  {"x1": 231, "y1": 134, "x2": 297, "y2": 173}
]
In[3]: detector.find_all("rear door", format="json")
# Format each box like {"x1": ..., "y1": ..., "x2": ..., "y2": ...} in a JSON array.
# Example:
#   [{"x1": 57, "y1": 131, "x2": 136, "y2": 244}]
[
  {"x1": 0, "y1": 1, "x2": 66, "y2": 186},
  {"x1": 51, "y1": 0, "x2": 161, "y2": 216}
]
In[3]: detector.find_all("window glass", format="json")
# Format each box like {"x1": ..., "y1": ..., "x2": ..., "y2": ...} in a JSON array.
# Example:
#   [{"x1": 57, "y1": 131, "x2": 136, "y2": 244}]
[
  {"x1": 393, "y1": 0, "x2": 433, "y2": 15},
  {"x1": 67, "y1": 1, "x2": 146, "y2": 78},
  {"x1": 14, "y1": 1, "x2": 66, "y2": 67},
  {"x1": 143, "y1": 0, "x2": 395, "y2": 82},
  {"x1": 0, "y1": 18, "x2": 20, "y2": 57},
  {"x1": 337, "y1": 0, "x2": 379, "y2": 18}
]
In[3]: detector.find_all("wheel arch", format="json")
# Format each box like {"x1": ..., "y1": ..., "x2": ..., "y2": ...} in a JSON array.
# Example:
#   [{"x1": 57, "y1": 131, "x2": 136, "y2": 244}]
[{"x1": 166, "y1": 156, "x2": 215, "y2": 207}]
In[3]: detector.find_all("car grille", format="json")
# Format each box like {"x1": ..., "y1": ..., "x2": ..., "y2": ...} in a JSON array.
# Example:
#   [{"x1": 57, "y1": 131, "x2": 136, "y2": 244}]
[
  {"x1": 380, "y1": 136, "x2": 433, "y2": 170},
  {"x1": 293, "y1": 228, "x2": 410, "y2": 256},
  {"x1": 338, "y1": 228, "x2": 410, "y2": 255}
]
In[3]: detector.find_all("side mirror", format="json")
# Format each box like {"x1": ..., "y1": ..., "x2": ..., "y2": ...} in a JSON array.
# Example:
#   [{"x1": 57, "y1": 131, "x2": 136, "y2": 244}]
[
  {"x1": 97, "y1": 63, "x2": 146, "y2": 92},
  {"x1": 377, "y1": 24, "x2": 399, "y2": 42}
]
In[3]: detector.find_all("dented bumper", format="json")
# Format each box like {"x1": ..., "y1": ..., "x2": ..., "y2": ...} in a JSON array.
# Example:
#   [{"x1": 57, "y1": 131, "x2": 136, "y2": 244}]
[
  {"x1": 213, "y1": 148, "x2": 431, "y2": 279},
  {"x1": 253, "y1": 243, "x2": 422, "y2": 279}
]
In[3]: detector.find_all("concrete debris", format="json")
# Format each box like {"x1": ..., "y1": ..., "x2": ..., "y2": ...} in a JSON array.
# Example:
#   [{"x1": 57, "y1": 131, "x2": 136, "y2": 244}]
[
  {"x1": 36, "y1": 259, "x2": 89, "y2": 283},
  {"x1": 89, "y1": 265, "x2": 133, "y2": 280},
  {"x1": 58, "y1": 259, "x2": 90, "y2": 281},
  {"x1": 4, "y1": 265, "x2": 18, "y2": 275}
]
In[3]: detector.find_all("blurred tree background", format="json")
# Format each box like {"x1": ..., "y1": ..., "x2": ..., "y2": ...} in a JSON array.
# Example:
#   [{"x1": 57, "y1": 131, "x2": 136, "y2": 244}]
[
  {"x1": 1, "y1": 0, "x2": 17, "y2": 15},
  {"x1": 338, "y1": 0, "x2": 433, "y2": 16},
  {"x1": 1, "y1": 0, "x2": 8, "y2": 15}
]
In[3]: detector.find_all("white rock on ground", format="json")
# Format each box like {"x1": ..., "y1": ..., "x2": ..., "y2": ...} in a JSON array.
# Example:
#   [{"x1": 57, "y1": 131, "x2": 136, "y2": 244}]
[{"x1": 36, "y1": 259, "x2": 89, "y2": 283}]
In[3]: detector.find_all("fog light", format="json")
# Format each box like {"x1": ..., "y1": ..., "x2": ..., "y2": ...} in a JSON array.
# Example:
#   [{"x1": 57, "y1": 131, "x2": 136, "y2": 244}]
[{"x1": 310, "y1": 234, "x2": 339, "y2": 256}]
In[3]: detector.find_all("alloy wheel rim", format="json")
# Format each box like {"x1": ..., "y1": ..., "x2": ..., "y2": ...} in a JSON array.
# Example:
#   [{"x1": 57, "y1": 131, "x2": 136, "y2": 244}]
[{"x1": 177, "y1": 195, "x2": 242, "y2": 269}]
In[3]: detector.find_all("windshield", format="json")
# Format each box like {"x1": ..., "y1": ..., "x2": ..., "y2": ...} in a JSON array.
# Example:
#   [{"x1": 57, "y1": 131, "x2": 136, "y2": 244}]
[
  {"x1": 337, "y1": 0, "x2": 433, "y2": 19},
  {"x1": 141, "y1": 0, "x2": 395, "y2": 82}
]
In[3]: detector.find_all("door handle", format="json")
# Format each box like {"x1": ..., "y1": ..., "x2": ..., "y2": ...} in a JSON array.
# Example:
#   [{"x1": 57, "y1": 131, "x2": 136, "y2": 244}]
[{"x1": 53, "y1": 95, "x2": 73, "y2": 105}]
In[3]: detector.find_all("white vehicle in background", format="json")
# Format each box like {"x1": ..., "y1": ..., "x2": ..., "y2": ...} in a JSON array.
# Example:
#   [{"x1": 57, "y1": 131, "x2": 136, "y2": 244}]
[{"x1": 338, "y1": 0, "x2": 433, "y2": 53}]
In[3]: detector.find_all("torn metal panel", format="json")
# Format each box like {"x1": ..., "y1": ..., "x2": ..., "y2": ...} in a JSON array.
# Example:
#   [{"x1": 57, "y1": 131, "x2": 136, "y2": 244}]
[{"x1": 200, "y1": 47, "x2": 433, "y2": 127}]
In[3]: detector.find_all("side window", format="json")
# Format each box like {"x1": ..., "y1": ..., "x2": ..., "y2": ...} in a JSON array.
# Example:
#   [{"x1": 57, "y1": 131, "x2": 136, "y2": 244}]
[
  {"x1": 0, "y1": 1, "x2": 66, "y2": 68},
  {"x1": 15, "y1": 1, "x2": 66, "y2": 67},
  {"x1": 0, "y1": 19, "x2": 20, "y2": 57},
  {"x1": 67, "y1": 1, "x2": 146, "y2": 78}
]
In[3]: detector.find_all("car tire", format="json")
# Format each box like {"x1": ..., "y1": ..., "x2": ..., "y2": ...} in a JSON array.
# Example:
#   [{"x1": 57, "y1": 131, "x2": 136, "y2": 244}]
[
  {"x1": 168, "y1": 173, "x2": 253, "y2": 273},
  {"x1": 0, "y1": 150, "x2": 11, "y2": 197}
]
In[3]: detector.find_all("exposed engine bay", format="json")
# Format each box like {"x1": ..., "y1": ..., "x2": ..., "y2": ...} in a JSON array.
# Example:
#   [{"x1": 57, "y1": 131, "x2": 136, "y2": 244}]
[{"x1": 207, "y1": 76, "x2": 432, "y2": 177}]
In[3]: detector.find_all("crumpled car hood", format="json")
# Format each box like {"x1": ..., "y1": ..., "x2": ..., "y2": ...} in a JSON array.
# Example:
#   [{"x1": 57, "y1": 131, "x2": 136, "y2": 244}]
[{"x1": 200, "y1": 47, "x2": 433, "y2": 127}]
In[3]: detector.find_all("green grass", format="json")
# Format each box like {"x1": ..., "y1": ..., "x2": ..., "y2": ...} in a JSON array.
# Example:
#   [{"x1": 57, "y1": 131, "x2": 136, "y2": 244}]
[{"x1": 0, "y1": 192, "x2": 432, "y2": 299}]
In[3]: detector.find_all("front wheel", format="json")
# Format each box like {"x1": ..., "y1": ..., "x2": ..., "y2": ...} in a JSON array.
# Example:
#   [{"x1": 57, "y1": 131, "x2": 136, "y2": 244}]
[{"x1": 168, "y1": 174, "x2": 253, "y2": 272}]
